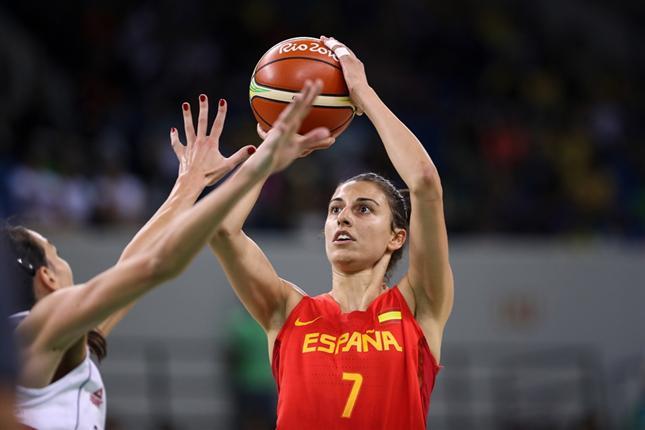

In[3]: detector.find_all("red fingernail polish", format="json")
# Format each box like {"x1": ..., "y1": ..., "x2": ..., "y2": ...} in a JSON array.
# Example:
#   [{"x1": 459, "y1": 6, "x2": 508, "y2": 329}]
[
  {"x1": 171, "y1": 127, "x2": 176, "y2": 133},
  {"x1": 182, "y1": 102, "x2": 189, "y2": 111},
  {"x1": 247, "y1": 147, "x2": 256, "y2": 155},
  {"x1": 199, "y1": 94, "x2": 206, "y2": 102},
  {"x1": 219, "y1": 99, "x2": 225, "y2": 107}
]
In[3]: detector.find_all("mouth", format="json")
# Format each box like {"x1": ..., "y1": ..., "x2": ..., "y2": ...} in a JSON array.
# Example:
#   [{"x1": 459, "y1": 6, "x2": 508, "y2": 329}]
[{"x1": 333, "y1": 231, "x2": 355, "y2": 243}]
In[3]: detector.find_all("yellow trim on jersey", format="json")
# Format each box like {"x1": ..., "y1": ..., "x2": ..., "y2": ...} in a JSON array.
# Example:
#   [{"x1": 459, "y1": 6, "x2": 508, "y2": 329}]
[{"x1": 378, "y1": 311, "x2": 402, "y2": 323}]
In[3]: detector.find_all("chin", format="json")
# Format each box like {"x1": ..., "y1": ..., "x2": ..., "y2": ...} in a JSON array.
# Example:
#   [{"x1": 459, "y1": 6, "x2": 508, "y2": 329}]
[{"x1": 330, "y1": 254, "x2": 368, "y2": 274}]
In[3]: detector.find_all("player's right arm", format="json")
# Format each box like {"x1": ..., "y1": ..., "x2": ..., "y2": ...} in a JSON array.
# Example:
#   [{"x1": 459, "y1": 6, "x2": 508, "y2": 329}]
[
  {"x1": 210, "y1": 128, "x2": 334, "y2": 333},
  {"x1": 209, "y1": 184, "x2": 291, "y2": 332}
]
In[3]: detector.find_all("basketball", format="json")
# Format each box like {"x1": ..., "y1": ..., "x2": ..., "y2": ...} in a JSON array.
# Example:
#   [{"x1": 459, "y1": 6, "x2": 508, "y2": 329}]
[{"x1": 249, "y1": 36, "x2": 355, "y2": 138}]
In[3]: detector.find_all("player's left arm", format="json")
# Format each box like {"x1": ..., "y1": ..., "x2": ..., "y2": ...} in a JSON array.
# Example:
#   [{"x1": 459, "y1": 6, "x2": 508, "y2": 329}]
[
  {"x1": 322, "y1": 37, "x2": 454, "y2": 360},
  {"x1": 97, "y1": 95, "x2": 255, "y2": 337}
]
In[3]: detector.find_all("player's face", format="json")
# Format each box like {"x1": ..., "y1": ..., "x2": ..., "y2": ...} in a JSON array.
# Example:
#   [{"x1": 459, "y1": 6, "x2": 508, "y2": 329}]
[
  {"x1": 325, "y1": 181, "x2": 400, "y2": 273},
  {"x1": 28, "y1": 230, "x2": 74, "y2": 288}
]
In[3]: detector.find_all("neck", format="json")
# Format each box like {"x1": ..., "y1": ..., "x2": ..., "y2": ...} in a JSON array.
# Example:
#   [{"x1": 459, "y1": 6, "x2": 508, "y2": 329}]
[{"x1": 330, "y1": 266, "x2": 389, "y2": 313}]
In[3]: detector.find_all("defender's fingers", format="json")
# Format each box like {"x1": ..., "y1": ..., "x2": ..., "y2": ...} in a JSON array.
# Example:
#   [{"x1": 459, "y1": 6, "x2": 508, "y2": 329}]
[
  {"x1": 181, "y1": 101, "x2": 196, "y2": 147},
  {"x1": 197, "y1": 94, "x2": 209, "y2": 138},
  {"x1": 272, "y1": 82, "x2": 311, "y2": 134},
  {"x1": 227, "y1": 145, "x2": 257, "y2": 168},
  {"x1": 170, "y1": 127, "x2": 184, "y2": 159},
  {"x1": 281, "y1": 80, "x2": 321, "y2": 134},
  {"x1": 209, "y1": 98, "x2": 228, "y2": 139},
  {"x1": 298, "y1": 80, "x2": 322, "y2": 118},
  {"x1": 280, "y1": 81, "x2": 312, "y2": 122}
]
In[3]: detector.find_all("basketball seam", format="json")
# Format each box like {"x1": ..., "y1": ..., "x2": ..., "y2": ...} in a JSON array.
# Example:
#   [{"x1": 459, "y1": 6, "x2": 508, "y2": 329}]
[
  {"x1": 250, "y1": 80, "x2": 354, "y2": 108},
  {"x1": 251, "y1": 95, "x2": 355, "y2": 111},
  {"x1": 254, "y1": 56, "x2": 342, "y2": 74},
  {"x1": 251, "y1": 80, "x2": 348, "y2": 98},
  {"x1": 250, "y1": 97, "x2": 354, "y2": 133}
]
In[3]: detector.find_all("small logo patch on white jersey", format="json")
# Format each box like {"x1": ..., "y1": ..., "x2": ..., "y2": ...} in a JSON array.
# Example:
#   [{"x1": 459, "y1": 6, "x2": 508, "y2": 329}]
[{"x1": 90, "y1": 389, "x2": 104, "y2": 407}]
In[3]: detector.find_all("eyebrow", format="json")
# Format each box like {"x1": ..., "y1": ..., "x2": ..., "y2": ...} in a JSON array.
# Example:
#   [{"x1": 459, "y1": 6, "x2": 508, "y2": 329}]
[{"x1": 329, "y1": 197, "x2": 381, "y2": 206}]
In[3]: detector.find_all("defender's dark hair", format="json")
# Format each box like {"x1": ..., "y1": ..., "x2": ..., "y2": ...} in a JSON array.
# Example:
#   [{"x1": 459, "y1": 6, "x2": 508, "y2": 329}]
[
  {"x1": 1, "y1": 224, "x2": 107, "y2": 361},
  {"x1": 339, "y1": 173, "x2": 411, "y2": 280}
]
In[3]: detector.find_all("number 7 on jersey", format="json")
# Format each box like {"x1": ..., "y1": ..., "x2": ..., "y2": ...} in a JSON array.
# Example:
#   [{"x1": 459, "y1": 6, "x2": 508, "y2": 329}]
[{"x1": 341, "y1": 372, "x2": 363, "y2": 418}]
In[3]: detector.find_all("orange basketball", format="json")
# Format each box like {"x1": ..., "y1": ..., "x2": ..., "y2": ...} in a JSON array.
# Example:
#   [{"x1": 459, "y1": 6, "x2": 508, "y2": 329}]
[{"x1": 249, "y1": 37, "x2": 355, "y2": 138}]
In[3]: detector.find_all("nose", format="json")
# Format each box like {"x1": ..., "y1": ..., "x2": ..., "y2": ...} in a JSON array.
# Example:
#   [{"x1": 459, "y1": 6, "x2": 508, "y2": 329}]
[{"x1": 337, "y1": 207, "x2": 352, "y2": 226}]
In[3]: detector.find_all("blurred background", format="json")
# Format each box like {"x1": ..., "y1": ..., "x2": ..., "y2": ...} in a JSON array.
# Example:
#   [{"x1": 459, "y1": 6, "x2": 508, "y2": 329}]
[{"x1": 1, "y1": 0, "x2": 644, "y2": 429}]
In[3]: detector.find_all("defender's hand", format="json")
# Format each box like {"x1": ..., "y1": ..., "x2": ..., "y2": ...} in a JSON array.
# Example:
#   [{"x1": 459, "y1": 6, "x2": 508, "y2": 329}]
[
  {"x1": 171, "y1": 95, "x2": 255, "y2": 186},
  {"x1": 251, "y1": 80, "x2": 333, "y2": 174}
]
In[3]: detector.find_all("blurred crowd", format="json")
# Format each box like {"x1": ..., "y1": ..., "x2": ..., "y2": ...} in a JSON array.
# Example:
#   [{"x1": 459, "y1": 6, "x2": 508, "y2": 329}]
[{"x1": 0, "y1": 0, "x2": 643, "y2": 236}]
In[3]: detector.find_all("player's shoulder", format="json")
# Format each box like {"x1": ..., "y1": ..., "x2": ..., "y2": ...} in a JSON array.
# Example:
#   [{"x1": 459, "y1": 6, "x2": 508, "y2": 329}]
[
  {"x1": 15, "y1": 287, "x2": 72, "y2": 343},
  {"x1": 391, "y1": 276, "x2": 418, "y2": 315},
  {"x1": 281, "y1": 279, "x2": 312, "y2": 324}
]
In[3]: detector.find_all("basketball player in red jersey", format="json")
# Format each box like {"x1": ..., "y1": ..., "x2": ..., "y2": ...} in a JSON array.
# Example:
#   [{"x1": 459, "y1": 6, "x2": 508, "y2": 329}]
[{"x1": 209, "y1": 37, "x2": 453, "y2": 429}]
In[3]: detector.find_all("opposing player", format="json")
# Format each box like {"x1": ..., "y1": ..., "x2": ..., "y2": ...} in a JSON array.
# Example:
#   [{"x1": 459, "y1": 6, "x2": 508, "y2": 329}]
[
  {"x1": 3, "y1": 81, "x2": 330, "y2": 430},
  {"x1": 209, "y1": 37, "x2": 454, "y2": 429}
]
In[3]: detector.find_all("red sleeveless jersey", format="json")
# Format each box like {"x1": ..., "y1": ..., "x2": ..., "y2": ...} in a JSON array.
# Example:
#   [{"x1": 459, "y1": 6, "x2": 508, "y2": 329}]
[{"x1": 272, "y1": 286, "x2": 440, "y2": 430}]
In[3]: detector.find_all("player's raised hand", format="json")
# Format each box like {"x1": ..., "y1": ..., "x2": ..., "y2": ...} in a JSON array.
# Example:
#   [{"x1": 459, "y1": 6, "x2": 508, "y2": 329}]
[
  {"x1": 251, "y1": 80, "x2": 332, "y2": 174},
  {"x1": 171, "y1": 95, "x2": 256, "y2": 186},
  {"x1": 320, "y1": 36, "x2": 369, "y2": 115}
]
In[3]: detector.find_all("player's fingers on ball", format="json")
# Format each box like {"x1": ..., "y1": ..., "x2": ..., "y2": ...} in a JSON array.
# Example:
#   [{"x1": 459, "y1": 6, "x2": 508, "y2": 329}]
[
  {"x1": 322, "y1": 36, "x2": 342, "y2": 51},
  {"x1": 308, "y1": 137, "x2": 335, "y2": 151},
  {"x1": 209, "y1": 98, "x2": 227, "y2": 139},
  {"x1": 197, "y1": 94, "x2": 209, "y2": 138},
  {"x1": 311, "y1": 135, "x2": 336, "y2": 148},
  {"x1": 323, "y1": 37, "x2": 352, "y2": 59},
  {"x1": 298, "y1": 149, "x2": 313, "y2": 158},
  {"x1": 300, "y1": 127, "x2": 331, "y2": 148},
  {"x1": 256, "y1": 123, "x2": 268, "y2": 139},
  {"x1": 181, "y1": 101, "x2": 196, "y2": 146},
  {"x1": 317, "y1": 136, "x2": 336, "y2": 148}
]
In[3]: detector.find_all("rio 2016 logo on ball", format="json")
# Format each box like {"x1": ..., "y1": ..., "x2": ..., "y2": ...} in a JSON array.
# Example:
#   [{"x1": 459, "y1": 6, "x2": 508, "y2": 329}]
[{"x1": 249, "y1": 37, "x2": 356, "y2": 138}]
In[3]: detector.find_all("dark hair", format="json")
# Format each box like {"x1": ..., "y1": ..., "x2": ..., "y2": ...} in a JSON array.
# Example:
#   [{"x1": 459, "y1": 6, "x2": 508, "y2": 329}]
[
  {"x1": 339, "y1": 173, "x2": 411, "y2": 280},
  {"x1": 1, "y1": 224, "x2": 107, "y2": 361}
]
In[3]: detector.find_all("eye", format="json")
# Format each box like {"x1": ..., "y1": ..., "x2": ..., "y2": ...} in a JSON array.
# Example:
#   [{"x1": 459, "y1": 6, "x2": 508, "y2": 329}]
[
  {"x1": 358, "y1": 205, "x2": 371, "y2": 214},
  {"x1": 329, "y1": 206, "x2": 341, "y2": 214}
]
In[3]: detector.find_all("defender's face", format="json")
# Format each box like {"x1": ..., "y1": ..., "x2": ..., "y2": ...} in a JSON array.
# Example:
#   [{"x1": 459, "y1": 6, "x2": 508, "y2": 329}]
[
  {"x1": 324, "y1": 181, "x2": 401, "y2": 274},
  {"x1": 28, "y1": 230, "x2": 74, "y2": 288}
]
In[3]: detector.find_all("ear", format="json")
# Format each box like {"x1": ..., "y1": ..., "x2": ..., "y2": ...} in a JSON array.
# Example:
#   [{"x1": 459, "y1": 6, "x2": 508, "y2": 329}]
[
  {"x1": 387, "y1": 228, "x2": 407, "y2": 253},
  {"x1": 35, "y1": 266, "x2": 59, "y2": 295}
]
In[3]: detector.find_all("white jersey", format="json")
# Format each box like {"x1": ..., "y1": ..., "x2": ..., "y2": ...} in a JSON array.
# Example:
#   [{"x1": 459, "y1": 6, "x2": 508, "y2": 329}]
[{"x1": 16, "y1": 353, "x2": 106, "y2": 430}]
